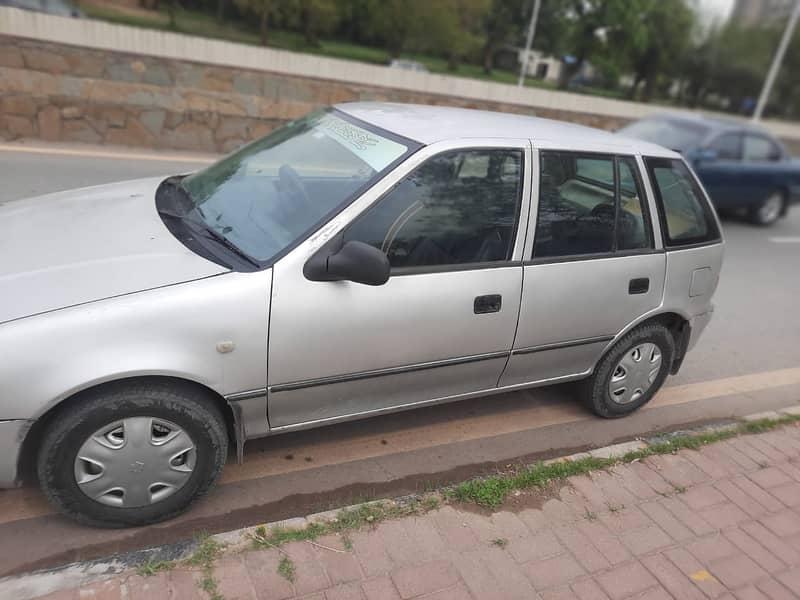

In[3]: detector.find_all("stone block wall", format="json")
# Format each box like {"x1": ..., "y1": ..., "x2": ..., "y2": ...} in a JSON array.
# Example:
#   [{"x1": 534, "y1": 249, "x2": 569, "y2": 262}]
[{"x1": 0, "y1": 36, "x2": 633, "y2": 153}]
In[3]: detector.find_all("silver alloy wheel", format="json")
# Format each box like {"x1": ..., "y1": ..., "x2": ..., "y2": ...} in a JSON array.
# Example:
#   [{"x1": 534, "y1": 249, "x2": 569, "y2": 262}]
[
  {"x1": 74, "y1": 417, "x2": 196, "y2": 508},
  {"x1": 758, "y1": 192, "x2": 783, "y2": 224},
  {"x1": 608, "y1": 342, "x2": 663, "y2": 405}
]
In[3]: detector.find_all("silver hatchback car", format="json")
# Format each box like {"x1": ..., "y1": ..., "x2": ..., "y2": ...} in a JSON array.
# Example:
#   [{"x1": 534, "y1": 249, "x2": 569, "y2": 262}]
[{"x1": 0, "y1": 103, "x2": 723, "y2": 527}]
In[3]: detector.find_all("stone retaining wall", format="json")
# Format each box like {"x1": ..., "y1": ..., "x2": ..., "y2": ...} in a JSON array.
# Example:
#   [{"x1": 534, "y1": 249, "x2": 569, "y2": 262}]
[{"x1": 0, "y1": 36, "x2": 636, "y2": 153}]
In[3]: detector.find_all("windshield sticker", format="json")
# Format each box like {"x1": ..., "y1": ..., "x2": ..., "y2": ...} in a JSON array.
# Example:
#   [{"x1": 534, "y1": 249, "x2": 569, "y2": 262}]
[{"x1": 317, "y1": 114, "x2": 407, "y2": 171}]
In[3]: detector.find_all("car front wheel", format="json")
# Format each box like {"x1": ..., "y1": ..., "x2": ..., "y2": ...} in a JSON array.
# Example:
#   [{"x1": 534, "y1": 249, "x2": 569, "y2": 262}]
[
  {"x1": 37, "y1": 382, "x2": 228, "y2": 528},
  {"x1": 749, "y1": 190, "x2": 785, "y2": 226},
  {"x1": 583, "y1": 323, "x2": 675, "y2": 418}
]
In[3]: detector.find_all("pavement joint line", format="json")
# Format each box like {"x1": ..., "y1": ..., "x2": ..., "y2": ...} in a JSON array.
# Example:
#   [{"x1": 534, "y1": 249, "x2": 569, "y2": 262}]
[{"x1": 2, "y1": 403, "x2": 799, "y2": 600}]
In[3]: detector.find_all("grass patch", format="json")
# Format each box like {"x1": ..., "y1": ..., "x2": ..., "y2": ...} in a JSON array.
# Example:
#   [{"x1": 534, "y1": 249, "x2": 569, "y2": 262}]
[
  {"x1": 448, "y1": 414, "x2": 800, "y2": 509},
  {"x1": 277, "y1": 555, "x2": 296, "y2": 583},
  {"x1": 185, "y1": 532, "x2": 224, "y2": 600},
  {"x1": 135, "y1": 557, "x2": 176, "y2": 577},
  {"x1": 491, "y1": 538, "x2": 508, "y2": 548},
  {"x1": 250, "y1": 496, "x2": 438, "y2": 551}
]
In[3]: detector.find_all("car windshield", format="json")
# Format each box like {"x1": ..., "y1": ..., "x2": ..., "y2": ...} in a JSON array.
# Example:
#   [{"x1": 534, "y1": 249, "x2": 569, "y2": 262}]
[
  {"x1": 617, "y1": 118, "x2": 709, "y2": 153},
  {"x1": 180, "y1": 110, "x2": 413, "y2": 264}
]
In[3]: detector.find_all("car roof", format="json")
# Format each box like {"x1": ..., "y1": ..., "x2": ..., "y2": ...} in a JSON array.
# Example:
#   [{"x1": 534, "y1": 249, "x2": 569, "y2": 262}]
[
  {"x1": 336, "y1": 102, "x2": 679, "y2": 158},
  {"x1": 645, "y1": 112, "x2": 774, "y2": 136}
]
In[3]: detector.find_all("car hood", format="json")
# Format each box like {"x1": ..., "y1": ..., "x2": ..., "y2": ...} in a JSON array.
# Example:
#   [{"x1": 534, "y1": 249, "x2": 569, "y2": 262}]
[{"x1": 0, "y1": 177, "x2": 229, "y2": 324}]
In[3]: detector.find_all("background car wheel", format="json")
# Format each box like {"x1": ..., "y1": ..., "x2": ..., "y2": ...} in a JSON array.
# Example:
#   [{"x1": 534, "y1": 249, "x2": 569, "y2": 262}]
[
  {"x1": 749, "y1": 190, "x2": 785, "y2": 226},
  {"x1": 583, "y1": 323, "x2": 675, "y2": 418},
  {"x1": 37, "y1": 381, "x2": 229, "y2": 528}
]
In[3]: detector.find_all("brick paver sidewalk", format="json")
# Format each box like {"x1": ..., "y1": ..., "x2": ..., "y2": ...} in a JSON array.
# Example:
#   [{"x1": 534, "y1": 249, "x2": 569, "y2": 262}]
[{"x1": 37, "y1": 425, "x2": 800, "y2": 600}]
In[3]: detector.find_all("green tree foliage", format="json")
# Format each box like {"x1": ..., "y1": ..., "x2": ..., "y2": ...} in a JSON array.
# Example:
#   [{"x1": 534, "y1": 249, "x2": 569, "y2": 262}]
[
  {"x1": 627, "y1": 0, "x2": 694, "y2": 101},
  {"x1": 556, "y1": 0, "x2": 648, "y2": 89}
]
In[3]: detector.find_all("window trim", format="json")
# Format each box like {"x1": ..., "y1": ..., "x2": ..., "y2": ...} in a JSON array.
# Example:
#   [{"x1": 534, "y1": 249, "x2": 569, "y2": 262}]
[
  {"x1": 742, "y1": 133, "x2": 783, "y2": 162},
  {"x1": 341, "y1": 146, "x2": 528, "y2": 274},
  {"x1": 530, "y1": 150, "x2": 656, "y2": 263},
  {"x1": 705, "y1": 131, "x2": 743, "y2": 161},
  {"x1": 644, "y1": 156, "x2": 722, "y2": 248}
]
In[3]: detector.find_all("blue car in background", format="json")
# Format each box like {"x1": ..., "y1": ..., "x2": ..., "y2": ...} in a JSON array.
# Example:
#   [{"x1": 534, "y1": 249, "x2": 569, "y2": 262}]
[{"x1": 618, "y1": 113, "x2": 800, "y2": 225}]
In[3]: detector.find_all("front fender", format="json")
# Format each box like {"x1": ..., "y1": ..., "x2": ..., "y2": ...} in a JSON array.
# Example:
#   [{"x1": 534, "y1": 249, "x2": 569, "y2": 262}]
[{"x1": 0, "y1": 270, "x2": 271, "y2": 421}]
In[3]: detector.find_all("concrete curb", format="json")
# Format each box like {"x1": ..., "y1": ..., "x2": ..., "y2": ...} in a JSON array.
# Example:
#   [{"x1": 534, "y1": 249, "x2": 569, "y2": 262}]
[{"x1": 2, "y1": 404, "x2": 799, "y2": 600}]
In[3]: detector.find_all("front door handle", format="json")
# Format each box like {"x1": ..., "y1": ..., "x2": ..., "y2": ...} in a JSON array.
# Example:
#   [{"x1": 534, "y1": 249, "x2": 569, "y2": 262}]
[
  {"x1": 474, "y1": 294, "x2": 502, "y2": 314},
  {"x1": 629, "y1": 278, "x2": 650, "y2": 295}
]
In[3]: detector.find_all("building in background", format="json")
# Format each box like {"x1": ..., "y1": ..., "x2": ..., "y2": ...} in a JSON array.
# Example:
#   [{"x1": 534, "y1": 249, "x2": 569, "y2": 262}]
[{"x1": 732, "y1": 0, "x2": 795, "y2": 28}]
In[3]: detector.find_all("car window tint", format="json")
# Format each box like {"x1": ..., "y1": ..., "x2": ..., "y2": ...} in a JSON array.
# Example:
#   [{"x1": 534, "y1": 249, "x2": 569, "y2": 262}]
[
  {"x1": 743, "y1": 135, "x2": 781, "y2": 161},
  {"x1": 645, "y1": 157, "x2": 720, "y2": 246},
  {"x1": 344, "y1": 149, "x2": 523, "y2": 269},
  {"x1": 708, "y1": 132, "x2": 741, "y2": 160},
  {"x1": 617, "y1": 158, "x2": 651, "y2": 251},
  {"x1": 576, "y1": 158, "x2": 614, "y2": 186},
  {"x1": 533, "y1": 153, "x2": 615, "y2": 258}
]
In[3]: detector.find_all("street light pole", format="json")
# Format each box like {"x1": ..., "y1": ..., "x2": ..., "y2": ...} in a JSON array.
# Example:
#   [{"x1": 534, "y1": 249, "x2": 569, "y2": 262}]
[
  {"x1": 517, "y1": 0, "x2": 542, "y2": 87},
  {"x1": 752, "y1": 0, "x2": 800, "y2": 121}
]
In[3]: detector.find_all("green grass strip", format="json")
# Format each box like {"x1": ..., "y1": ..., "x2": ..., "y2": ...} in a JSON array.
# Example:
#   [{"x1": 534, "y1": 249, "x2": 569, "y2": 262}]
[{"x1": 449, "y1": 414, "x2": 800, "y2": 509}]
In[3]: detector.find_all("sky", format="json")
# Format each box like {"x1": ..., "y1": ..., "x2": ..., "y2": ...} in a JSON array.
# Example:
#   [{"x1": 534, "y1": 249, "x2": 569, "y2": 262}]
[{"x1": 695, "y1": 0, "x2": 735, "y2": 26}]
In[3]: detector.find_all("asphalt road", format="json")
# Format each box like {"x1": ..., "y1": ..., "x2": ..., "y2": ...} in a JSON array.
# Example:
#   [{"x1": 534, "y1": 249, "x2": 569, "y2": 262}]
[{"x1": 1, "y1": 141, "x2": 799, "y2": 577}]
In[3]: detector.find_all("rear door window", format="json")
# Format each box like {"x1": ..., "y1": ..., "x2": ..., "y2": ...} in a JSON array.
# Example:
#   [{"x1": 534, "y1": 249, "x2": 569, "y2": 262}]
[
  {"x1": 707, "y1": 132, "x2": 742, "y2": 160},
  {"x1": 533, "y1": 152, "x2": 653, "y2": 259},
  {"x1": 644, "y1": 157, "x2": 721, "y2": 246},
  {"x1": 743, "y1": 135, "x2": 782, "y2": 162}
]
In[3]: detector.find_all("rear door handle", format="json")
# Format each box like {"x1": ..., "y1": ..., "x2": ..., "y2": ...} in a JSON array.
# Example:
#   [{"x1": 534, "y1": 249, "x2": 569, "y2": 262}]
[
  {"x1": 474, "y1": 294, "x2": 502, "y2": 314},
  {"x1": 629, "y1": 278, "x2": 650, "y2": 295}
]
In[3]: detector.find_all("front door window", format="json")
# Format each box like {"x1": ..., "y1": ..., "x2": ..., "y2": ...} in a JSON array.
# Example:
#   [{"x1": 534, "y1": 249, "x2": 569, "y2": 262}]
[{"x1": 343, "y1": 149, "x2": 524, "y2": 269}]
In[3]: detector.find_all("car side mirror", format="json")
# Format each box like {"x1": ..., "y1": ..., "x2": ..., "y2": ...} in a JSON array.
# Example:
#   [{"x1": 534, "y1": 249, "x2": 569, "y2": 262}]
[{"x1": 304, "y1": 238, "x2": 390, "y2": 286}]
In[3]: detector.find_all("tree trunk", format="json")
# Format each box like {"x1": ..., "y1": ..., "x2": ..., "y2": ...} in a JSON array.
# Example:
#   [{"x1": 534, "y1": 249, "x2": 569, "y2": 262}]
[
  {"x1": 259, "y1": 1, "x2": 271, "y2": 46},
  {"x1": 167, "y1": 0, "x2": 177, "y2": 29},
  {"x1": 302, "y1": 4, "x2": 318, "y2": 47},
  {"x1": 447, "y1": 53, "x2": 458, "y2": 72},
  {"x1": 641, "y1": 76, "x2": 655, "y2": 103},
  {"x1": 482, "y1": 43, "x2": 496, "y2": 74},
  {"x1": 558, "y1": 59, "x2": 582, "y2": 89},
  {"x1": 627, "y1": 73, "x2": 643, "y2": 100}
]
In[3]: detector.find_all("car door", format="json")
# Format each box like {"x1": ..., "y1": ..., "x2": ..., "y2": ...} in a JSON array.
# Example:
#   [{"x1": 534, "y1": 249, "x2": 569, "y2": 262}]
[
  {"x1": 500, "y1": 150, "x2": 666, "y2": 387},
  {"x1": 693, "y1": 131, "x2": 743, "y2": 207},
  {"x1": 267, "y1": 139, "x2": 531, "y2": 429},
  {"x1": 737, "y1": 133, "x2": 784, "y2": 204}
]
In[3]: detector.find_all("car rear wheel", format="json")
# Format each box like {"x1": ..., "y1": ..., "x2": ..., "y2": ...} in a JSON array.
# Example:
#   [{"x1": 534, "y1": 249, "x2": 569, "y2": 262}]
[
  {"x1": 749, "y1": 190, "x2": 785, "y2": 226},
  {"x1": 37, "y1": 382, "x2": 228, "y2": 528},
  {"x1": 583, "y1": 323, "x2": 675, "y2": 418}
]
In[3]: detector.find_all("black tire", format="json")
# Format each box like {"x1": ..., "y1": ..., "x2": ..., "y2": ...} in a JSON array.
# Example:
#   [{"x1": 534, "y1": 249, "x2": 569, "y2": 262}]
[
  {"x1": 583, "y1": 323, "x2": 675, "y2": 418},
  {"x1": 748, "y1": 190, "x2": 785, "y2": 226},
  {"x1": 37, "y1": 382, "x2": 229, "y2": 528}
]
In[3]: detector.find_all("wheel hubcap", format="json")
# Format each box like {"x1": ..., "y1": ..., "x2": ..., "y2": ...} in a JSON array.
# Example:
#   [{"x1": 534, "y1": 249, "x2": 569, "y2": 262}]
[
  {"x1": 608, "y1": 343, "x2": 663, "y2": 405},
  {"x1": 74, "y1": 417, "x2": 196, "y2": 508},
  {"x1": 759, "y1": 193, "x2": 782, "y2": 223}
]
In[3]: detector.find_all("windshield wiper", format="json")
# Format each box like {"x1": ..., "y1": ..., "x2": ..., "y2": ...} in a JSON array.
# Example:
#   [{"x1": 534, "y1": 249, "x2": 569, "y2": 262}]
[
  {"x1": 158, "y1": 206, "x2": 260, "y2": 269},
  {"x1": 192, "y1": 224, "x2": 261, "y2": 269}
]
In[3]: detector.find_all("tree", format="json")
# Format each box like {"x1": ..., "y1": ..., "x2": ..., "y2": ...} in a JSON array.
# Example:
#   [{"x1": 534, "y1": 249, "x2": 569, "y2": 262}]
[
  {"x1": 627, "y1": 0, "x2": 694, "y2": 102},
  {"x1": 481, "y1": 0, "x2": 522, "y2": 74},
  {"x1": 405, "y1": 0, "x2": 489, "y2": 70},
  {"x1": 234, "y1": 0, "x2": 274, "y2": 45},
  {"x1": 298, "y1": 0, "x2": 339, "y2": 47},
  {"x1": 366, "y1": 0, "x2": 416, "y2": 57},
  {"x1": 556, "y1": 0, "x2": 648, "y2": 89}
]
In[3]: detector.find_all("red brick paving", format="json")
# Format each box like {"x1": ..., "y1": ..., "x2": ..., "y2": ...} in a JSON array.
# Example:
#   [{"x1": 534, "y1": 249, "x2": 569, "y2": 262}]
[{"x1": 28, "y1": 424, "x2": 800, "y2": 600}]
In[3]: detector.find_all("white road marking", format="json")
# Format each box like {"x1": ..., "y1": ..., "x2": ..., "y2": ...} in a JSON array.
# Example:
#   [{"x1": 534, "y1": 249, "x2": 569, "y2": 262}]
[
  {"x1": 769, "y1": 237, "x2": 800, "y2": 243},
  {"x1": 0, "y1": 144, "x2": 216, "y2": 164}
]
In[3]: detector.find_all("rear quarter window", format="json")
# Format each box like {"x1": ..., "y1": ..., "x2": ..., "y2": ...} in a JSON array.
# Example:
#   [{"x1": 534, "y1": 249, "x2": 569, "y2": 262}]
[{"x1": 644, "y1": 157, "x2": 721, "y2": 247}]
